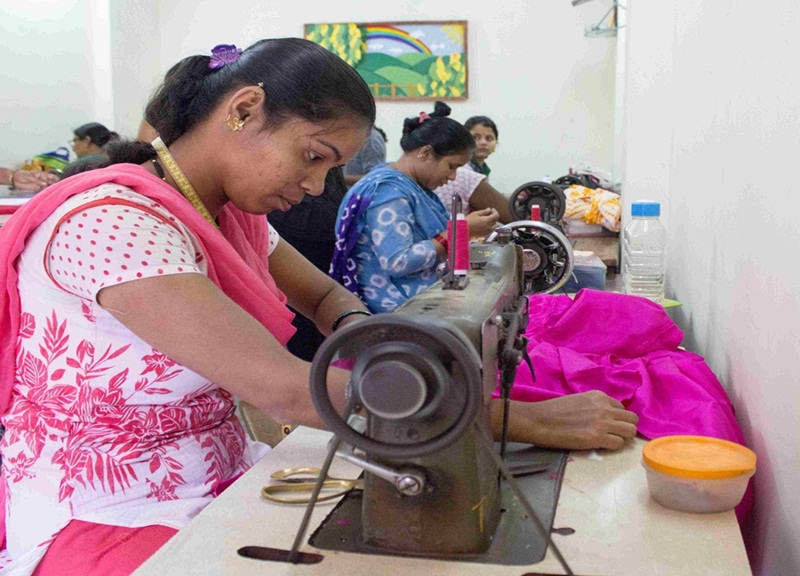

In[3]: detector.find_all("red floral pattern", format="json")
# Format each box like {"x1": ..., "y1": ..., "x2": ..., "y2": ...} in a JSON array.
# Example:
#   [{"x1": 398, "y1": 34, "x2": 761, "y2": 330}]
[{"x1": 1, "y1": 187, "x2": 260, "y2": 565}]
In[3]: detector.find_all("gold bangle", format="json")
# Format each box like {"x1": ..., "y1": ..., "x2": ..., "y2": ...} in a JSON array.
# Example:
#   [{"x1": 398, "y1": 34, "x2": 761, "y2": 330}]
[{"x1": 8, "y1": 170, "x2": 15, "y2": 190}]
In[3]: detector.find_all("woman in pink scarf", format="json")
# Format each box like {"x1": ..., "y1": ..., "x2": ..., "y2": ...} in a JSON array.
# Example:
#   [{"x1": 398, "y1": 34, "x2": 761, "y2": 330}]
[{"x1": 0, "y1": 38, "x2": 378, "y2": 575}]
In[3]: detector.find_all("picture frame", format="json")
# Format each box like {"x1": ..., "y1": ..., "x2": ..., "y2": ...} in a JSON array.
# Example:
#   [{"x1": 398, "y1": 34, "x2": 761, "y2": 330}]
[{"x1": 304, "y1": 20, "x2": 468, "y2": 101}]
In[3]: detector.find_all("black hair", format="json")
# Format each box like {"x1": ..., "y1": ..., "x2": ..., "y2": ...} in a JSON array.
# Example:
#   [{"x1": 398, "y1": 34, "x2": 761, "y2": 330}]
[
  {"x1": 399, "y1": 101, "x2": 474, "y2": 157},
  {"x1": 74, "y1": 122, "x2": 116, "y2": 147},
  {"x1": 375, "y1": 126, "x2": 388, "y2": 143},
  {"x1": 105, "y1": 37, "x2": 376, "y2": 163},
  {"x1": 464, "y1": 115, "x2": 499, "y2": 140},
  {"x1": 60, "y1": 155, "x2": 110, "y2": 179}
]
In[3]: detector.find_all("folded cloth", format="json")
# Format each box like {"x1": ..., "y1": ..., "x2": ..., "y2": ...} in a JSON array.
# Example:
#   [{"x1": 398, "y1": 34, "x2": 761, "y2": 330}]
[
  {"x1": 501, "y1": 289, "x2": 751, "y2": 521},
  {"x1": 564, "y1": 185, "x2": 621, "y2": 232}
]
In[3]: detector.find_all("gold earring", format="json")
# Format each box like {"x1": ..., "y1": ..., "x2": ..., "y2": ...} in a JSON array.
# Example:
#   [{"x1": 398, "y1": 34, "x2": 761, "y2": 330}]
[{"x1": 226, "y1": 114, "x2": 245, "y2": 131}]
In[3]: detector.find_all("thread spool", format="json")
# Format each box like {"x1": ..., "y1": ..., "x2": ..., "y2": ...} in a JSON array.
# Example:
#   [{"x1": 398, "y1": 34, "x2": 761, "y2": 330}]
[
  {"x1": 530, "y1": 205, "x2": 541, "y2": 221},
  {"x1": 447, "y1": 214, "x2": 470, "y2": 275}
]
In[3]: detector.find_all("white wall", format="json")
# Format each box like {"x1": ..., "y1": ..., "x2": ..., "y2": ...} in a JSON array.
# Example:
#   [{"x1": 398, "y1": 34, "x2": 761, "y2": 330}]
[
  {"x1": 622, "y1": 1, "x2": 800, "y2": 574},
  {"x1": 109, "y1": 1, "x2": 161, "y2": 138},
  {"x1": 149, "y1": 0, "x2": 617, "y2": 197},
  {"x1": 0, "y1": 0, "x2": 102, "y2": 166}
]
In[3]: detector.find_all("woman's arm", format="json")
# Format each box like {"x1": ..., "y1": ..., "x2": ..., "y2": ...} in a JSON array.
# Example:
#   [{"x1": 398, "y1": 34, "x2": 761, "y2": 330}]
[
  {"x1": 367, "y1": 197, "x2": 442, "y2": 278},
  {"x1": 97, "y1": 273, "x2": 349, "y2": 428},
  {"x1": 268, "y1": 237, "x2": 370, "y2": 335},
  {"x1": 490, "y1": 390, "x2": 639, "y2": 450},
  {"x1": 469, "y1": 179, "x2": 515, "y2": 224}
]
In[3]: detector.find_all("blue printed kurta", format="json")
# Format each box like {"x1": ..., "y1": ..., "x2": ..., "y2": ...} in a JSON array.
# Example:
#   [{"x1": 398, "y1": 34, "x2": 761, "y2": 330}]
[{"x1": 331, "y1": 165, "x2": 449, "y2": 313}]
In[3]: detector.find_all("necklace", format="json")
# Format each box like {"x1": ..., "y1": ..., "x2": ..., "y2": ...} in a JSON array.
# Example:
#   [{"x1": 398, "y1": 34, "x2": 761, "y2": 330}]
[{"x1": 151, "y1": 137, "x2": 218, "y2": 229}]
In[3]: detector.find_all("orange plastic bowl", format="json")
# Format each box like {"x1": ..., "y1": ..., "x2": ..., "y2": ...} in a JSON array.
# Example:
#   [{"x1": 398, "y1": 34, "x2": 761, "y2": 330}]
[{"x1": 642, "y1": 435, "x2": 756, "y2": 513}]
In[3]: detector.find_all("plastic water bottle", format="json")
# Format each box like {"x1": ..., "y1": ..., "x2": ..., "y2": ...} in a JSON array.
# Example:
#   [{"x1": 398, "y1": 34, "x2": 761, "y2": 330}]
[{"x1": 623, "y1": 201, "x2": 667, "y2": 302}]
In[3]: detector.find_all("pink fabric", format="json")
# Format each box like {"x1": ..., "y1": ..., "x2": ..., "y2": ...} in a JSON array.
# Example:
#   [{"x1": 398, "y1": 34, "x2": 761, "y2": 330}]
[
  {"x1": 0, "y1": 164, "x2": 297, "y2": 552},
  {"x1": 503, "y1": 289, "x2": 752, "y2": 520},
  {"x1": 31, "y1": 520, "x2": 177, "y2": 576}
]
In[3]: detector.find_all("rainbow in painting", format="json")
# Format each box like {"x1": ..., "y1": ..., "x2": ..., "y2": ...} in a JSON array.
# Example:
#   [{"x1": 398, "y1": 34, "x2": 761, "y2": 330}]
[{"x1": 365, "y1": 25, "x2": 432, "y2": 54}]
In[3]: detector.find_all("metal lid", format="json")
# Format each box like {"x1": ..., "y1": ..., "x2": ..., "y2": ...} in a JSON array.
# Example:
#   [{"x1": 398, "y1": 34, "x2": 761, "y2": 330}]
[{"x1": 642, "y1": 435, "x2": 756, "y2": 479}]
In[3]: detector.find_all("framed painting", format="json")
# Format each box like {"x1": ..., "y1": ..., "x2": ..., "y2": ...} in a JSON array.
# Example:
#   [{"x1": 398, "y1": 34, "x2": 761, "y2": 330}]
[{"x1": 304, "y1": 20, "x2": 468, "y2": 101}]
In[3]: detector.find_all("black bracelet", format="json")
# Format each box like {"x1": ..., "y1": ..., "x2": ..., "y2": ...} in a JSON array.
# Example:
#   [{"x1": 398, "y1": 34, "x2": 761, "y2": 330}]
[{"x1": 331, "y1": 309, "x2": 372, "y2": 332}]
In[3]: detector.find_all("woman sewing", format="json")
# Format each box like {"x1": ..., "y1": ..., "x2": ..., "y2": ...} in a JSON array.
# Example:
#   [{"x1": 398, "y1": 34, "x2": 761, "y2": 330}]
[
  {"x1": 0, "y1": 38, "x2": 376, "y2": 575},
  {"x1": 330, "y1": 103, "x2": 638, "y2": 455},
  {"x1": 330, "y1": 101, "x2": 500, "y2": 314}
]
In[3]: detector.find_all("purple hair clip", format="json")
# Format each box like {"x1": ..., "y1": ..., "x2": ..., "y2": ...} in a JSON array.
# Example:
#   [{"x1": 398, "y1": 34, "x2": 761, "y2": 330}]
[{"x1": 209, "y1": 44, "x2": 243, "y2": 69}]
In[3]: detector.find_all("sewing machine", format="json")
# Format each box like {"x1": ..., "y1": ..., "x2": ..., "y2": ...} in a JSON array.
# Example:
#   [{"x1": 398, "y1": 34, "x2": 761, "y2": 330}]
[
  {"x1": 241, "y1": 219, "x2": 575, "y2": 569},
  {"x1": 303, "y1": 242, "x2": 526, "y2": 561}
]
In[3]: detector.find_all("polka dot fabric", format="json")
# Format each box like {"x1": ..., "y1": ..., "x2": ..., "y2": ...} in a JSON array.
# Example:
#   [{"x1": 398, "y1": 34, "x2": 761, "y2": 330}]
[{"x1": 46, "y1": 186, "x2": 204, "y2": 300}]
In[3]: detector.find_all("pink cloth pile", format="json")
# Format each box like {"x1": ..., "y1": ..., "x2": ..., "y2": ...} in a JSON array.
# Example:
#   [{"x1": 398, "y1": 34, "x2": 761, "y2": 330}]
[{"x1": 504, "y1": 289, "x2": 751, "y2": 520}]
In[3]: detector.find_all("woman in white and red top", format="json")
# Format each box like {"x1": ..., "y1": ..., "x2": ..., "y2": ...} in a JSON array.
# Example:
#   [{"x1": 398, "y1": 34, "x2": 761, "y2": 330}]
[{"x1": 0, "y1": 38, "x2": 377, "y2": 575}]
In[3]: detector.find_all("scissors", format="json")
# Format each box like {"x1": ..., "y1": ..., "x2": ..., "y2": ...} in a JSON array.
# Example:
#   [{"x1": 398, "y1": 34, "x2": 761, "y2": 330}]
[{"x1": 261, "y1": 467, "x2": 364, "y2": 504}]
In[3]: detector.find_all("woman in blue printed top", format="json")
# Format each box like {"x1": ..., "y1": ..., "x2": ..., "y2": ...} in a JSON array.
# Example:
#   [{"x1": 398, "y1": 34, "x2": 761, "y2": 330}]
[{"x1": 330, "y1": 101, "x2": 499, "y2": 313}]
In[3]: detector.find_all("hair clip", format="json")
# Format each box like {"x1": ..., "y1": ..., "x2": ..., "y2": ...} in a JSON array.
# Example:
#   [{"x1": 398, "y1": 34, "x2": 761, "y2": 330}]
[
  {"x1": 209, "y1": 44, "x2": 243, "y2": 69},
  {"x1": 418, "y1": 112, "x2": 430, "y2": 124}
]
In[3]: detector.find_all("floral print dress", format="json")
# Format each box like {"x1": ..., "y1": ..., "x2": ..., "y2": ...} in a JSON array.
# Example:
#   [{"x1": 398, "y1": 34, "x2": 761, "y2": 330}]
[{"x1": 0, "y1": 185, "x2": 272, "y2": 573}]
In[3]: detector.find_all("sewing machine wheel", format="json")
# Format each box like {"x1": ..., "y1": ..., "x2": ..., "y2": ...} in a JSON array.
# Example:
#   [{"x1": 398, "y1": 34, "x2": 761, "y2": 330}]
[
  {"x1": 552, "y1": 174, "x2": 597, "y2": 188},
  {"x1": 309, "y1": 315, "x2": 482, "y2": 460},
  {"x1": 486, "y1": 221, "x2": 574, "y2": 294},
  {"x1": 508, "y1": 181, "x2": 567, "y2": 223}
]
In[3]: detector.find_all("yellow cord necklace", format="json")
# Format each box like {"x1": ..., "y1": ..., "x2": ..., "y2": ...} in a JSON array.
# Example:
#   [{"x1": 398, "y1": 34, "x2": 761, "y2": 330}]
[{"x1": 151, "y1": 137, "x2": 218, "y2": 229}]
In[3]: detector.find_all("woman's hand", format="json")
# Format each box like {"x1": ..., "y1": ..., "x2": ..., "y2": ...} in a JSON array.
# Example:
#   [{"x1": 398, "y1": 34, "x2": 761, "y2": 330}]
[
  {"x1": 6, "y1": 169, "x2": 59, "y2": 192},
  {"x1": 466, "y1": 207, "x2": 500, "y2": 238},
  {"x1": 493, "y1": 390, "x2": 639, "y2": 450}
]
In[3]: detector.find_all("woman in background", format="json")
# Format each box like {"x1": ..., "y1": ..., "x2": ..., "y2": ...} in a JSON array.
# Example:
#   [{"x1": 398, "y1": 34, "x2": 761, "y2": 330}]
[
  {"x1": 464, "y1": 115, "x2": 498, "y2": 177},
  {"x1": 330, "y1": 101, "x2": 499, "y2": 314},
  {"x1": 70, "y1": 122, "x2": 118, "y2": 160},
  {"x1": 434, "y1": 165, "x2": 515, "y2": 223}
]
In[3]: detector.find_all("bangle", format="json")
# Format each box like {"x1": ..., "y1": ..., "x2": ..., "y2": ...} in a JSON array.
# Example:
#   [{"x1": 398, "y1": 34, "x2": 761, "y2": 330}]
[
  {"x1": 433, "y1": 232, "x2": 448, "y2": 251},
  {"x1": 8, "y1": 170, "x2": 15, "y2": 190},
  {"x1": 332, "y1": 309, "x2": 372, "y2": 332}
]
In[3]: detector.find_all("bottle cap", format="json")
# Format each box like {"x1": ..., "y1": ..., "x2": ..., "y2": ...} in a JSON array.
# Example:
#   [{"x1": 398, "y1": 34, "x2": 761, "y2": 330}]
[{"x1": 631, "y1": 201, "x2": 660, "y2": 217}]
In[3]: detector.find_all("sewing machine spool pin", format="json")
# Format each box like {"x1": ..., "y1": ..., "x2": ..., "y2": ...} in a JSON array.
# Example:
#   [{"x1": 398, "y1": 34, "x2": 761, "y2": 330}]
[{"x1": 442, "y1": 195, "x2": 469, "y2": 290}]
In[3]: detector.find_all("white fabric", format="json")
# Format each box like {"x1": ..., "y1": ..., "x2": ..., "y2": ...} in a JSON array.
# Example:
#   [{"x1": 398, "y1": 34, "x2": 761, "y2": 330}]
[
  {"x1": 433, "y1": 166, "x2": 486, "y2": 214},
  {"x1": 1, "y1": 185, "x2": 273, "y2": 574}
]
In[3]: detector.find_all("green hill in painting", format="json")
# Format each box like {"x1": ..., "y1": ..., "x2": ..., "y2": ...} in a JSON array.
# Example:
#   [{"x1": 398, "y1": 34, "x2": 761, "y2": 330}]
[
  {"x1": 360, "y1": 52, "x2": 405, "y2": 71},
  {"x1": 411, "y1": 57, "x2": 438, "y2": 75},
  {"x1": 397, "y1": 53, "x2": 433, "y2": 66},
  {"x1": 374, "y1": 66, "x2": 426, "y2": 88}
]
